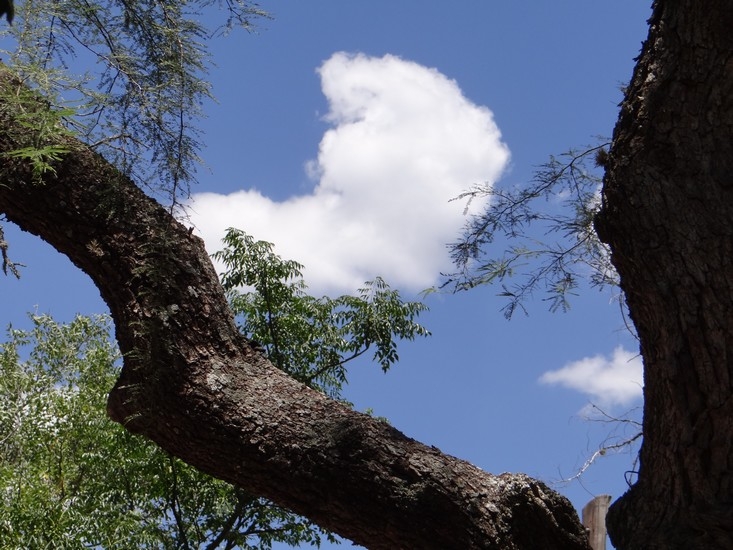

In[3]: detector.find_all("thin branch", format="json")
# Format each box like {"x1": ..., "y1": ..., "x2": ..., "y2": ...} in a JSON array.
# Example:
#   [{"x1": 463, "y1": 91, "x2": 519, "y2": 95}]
[
  {"x1": 559, "y1": 431, "x2": 642, "y2": 485},
  {"x1": 204, "y1": 494, "x2": 247, "y2": 550},
  {"x1": 166, "y1": 454, "x2": 191, "y2": 549},
  {"x1": 0, "y1": 223, "x2": 22, "y2": 278},
  {"x1": 555, "y1": 403, "x2": 642, "y2": 486},
  {"x1": 303, "y1": 343, "x2": 371, "y2": 385}
]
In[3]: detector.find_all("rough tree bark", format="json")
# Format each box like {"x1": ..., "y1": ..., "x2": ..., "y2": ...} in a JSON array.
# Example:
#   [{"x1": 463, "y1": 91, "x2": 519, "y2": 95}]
[
  {"x1": 0, "y1": 69, "x2": 590, "y2": 548},
  {"x1": 595, "y1": 1, "x2": 733, "y2": 548}
]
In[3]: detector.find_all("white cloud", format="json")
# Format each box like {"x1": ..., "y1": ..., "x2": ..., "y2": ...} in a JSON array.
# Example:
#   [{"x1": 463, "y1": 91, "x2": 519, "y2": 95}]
[
  {"x1": 189, "y1": 52, "x2": 510, "y2": 295},
  {"x1": 539, "y1": 346, "x2": 643, "y2": 407}
]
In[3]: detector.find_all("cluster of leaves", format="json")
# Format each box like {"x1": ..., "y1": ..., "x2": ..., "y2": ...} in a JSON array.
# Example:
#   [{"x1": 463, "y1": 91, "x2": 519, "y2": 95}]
[
  {"x1": 444, "y1": 144, "x2": 619, "y2": 318},
  {"x1": 0, "y1": 0, "x2": 268, "y2": 201},
  {"x1": 213, "y1": 228, "x2": 431, "y2": 399},
  {"x1": 0, "y1": 232, "x2": 430, "y2": 547},
  {"x1": 0, "y1": 85, "x2": 74, "y2": 180}
]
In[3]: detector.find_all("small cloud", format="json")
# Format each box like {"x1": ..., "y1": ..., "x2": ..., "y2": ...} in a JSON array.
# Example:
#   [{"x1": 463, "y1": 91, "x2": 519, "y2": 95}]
[
  {"x1": 539, "y1": 346, "x2": 643, "y2": 407},
  {"x1": 189, "y1": 52, "x2": 510, "y2": 295}
]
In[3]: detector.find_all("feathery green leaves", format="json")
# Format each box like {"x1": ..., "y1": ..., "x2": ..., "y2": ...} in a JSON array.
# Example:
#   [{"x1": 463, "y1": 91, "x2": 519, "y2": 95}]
[
  {"x1": 445, "y1": 144, "x2": 618, "y2": 318},
  {"x1": 0, "y1": 0, "x2": 267, "y2": 201}
]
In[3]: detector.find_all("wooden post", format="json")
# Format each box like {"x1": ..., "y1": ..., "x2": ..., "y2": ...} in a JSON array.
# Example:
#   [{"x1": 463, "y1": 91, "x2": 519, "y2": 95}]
[{"x1": 582, "y1": 495, "x2": 611, "y2": 550}]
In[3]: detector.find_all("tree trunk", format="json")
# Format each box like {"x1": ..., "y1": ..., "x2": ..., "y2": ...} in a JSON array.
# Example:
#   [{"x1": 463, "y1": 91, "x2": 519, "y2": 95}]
[
  {"x1": 0, "y1": 67, "x2": 589, "y2": 549},
  {"x1": 595, "y1": 1, "x2": 733, "y2": 548}
]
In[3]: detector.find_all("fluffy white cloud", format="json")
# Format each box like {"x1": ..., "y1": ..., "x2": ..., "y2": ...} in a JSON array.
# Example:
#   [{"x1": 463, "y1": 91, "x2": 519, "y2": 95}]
[
  {"x1": 539, "y1": 346, "x2": 643, "y2": 407},
  {"x1": 189, "y1": 52, "x2": 510, "y2": 295}
]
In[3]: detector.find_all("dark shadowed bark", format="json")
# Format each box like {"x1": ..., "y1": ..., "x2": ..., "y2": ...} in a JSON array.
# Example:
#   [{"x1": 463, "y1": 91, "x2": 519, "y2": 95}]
[
  {"x1": 0, "y1": 67, "x2": 590, "y2": 549},
  {"x1": 595, "y1": 1, "x2": 733, "y2": 548}
]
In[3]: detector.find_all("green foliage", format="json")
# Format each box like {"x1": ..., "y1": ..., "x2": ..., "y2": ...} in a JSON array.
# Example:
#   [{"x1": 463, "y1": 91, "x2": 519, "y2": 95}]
[
  {"x1": 4, "y1": 142, "x2": 69, "y2": 177},
  {"x1": 0, "y1": 0, "x2": 268, "y2": 200},
  {"x1": 0, "y1": 83, "x2": 74, "y2": 181},
  {"x1": 0, "y1": 314, "x2": 335, "y2": 548},
  {"x1": 213, "y1": 228, "x2": 431, "y2": 398},
  {"x1": 444, "y1": 144, "x2": 618, "y2": 318}
]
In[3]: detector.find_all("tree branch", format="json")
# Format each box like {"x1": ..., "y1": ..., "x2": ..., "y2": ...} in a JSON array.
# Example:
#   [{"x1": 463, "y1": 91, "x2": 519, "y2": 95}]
[{"x1": 0, "y1": 64, "x2": 590, "y2": 550}]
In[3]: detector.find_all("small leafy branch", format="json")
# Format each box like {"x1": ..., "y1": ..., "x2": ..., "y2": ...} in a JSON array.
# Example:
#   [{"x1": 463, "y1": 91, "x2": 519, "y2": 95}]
[
  {"x1": 213, "y1": 228, "x2": 431, "y2": 399},
  {"x1": 4, "y1": 142, "x2": 70, "y2": 178},
  {"x1": 0, "y1": 80, "x2": 73, "y2": 180},
  {"x1": 443, "y1": 143, "x2": 618, "y2": 318}
]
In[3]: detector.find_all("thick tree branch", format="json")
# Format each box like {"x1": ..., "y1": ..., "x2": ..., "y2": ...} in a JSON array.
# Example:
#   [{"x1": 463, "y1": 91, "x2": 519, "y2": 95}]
[{"x1": 0, "y1": 65, "x2": 589, "y2": 549}]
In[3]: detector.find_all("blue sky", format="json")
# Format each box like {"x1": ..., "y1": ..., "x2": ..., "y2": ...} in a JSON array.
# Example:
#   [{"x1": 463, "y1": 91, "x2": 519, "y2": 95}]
[{"x1": 1, "y1": 2, "x2": 652, "y2": 547}]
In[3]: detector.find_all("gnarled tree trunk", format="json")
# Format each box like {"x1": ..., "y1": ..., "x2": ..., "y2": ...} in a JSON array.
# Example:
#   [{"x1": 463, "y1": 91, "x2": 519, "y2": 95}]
[
  {"x1": 0, "y1": 67, "x2": 589, "y2": 549},
  {"x1": 596, "y1": 1, "x2": 733, "y2": 548}
]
